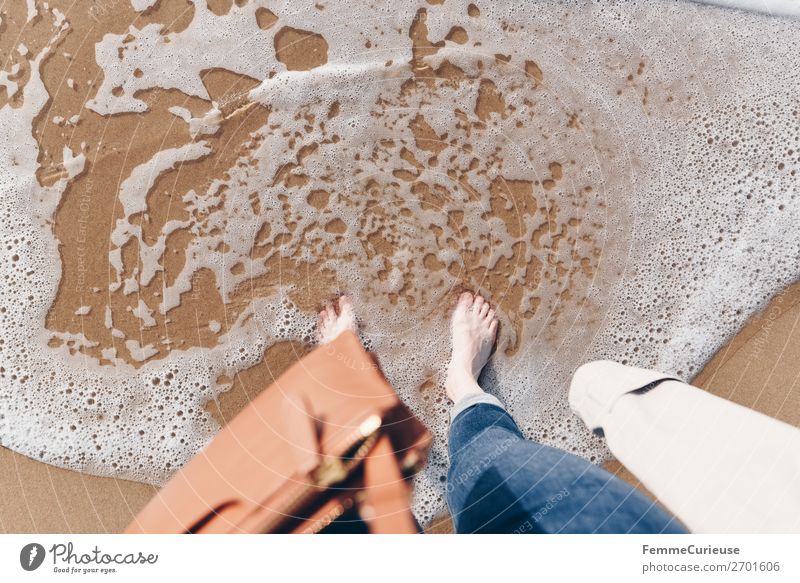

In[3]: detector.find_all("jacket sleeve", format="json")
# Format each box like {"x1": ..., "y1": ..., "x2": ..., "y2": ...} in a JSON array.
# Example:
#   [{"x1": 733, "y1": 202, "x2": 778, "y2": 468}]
[{"x1": 569, "y1": 360, "x2": 800, "y2": 533}]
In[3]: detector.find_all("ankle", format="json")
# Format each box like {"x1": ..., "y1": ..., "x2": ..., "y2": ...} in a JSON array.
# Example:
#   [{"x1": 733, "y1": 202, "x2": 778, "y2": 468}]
[
  {"x1": 445, "y1": 368, "x2": 485, "y2": 403},
  {"x1": 447, "y1": 384, "x2": 485, "y2": 405}
]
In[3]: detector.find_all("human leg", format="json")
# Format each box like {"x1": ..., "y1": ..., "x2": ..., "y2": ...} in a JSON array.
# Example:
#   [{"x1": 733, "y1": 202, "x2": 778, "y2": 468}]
[{"x1": 444, "y1": 293, "x2": 685, "y2": 533}]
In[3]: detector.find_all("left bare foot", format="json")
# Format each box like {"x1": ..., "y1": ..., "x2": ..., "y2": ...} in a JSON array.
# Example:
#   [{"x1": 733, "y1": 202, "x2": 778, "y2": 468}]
[{"x1": 317, "y1": 295, "x2": 358, "y2": 344}]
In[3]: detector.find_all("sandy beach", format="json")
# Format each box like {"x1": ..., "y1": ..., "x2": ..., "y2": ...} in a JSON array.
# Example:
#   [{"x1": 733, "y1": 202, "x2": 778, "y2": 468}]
[{"x1": 1, "y1": 0, "x2": 799, "y2": 528}]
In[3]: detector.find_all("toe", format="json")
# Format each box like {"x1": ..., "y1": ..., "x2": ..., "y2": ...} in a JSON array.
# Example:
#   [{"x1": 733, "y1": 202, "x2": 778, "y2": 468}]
[
  {"x1": 319, "y1": 309, "x2": 329, "y2": 324},
  {"x1": 473, "y1": 294, "x2": 485, "y2": 310},
  {"x1": 486, "y1": 308, "x2": 495, "y2": 322},
  {"x1": 488, "y1": 319, "x2": 498, "y2": 337},
  {"x1": 338, "y1": 295, "x2": 353, "y2": 314},
  {"x1": 479, "y1": 302, "x2": 490, "y2": 318},
  {"x1": 457, "y1": 291, "x2": 473, "y2": 308},
  {"x1": 325, "y1": 302, "x2": 337, "y2": 320}
]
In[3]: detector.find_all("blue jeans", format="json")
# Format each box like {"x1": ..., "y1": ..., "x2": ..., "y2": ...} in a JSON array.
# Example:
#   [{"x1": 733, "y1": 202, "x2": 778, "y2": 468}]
[{"x1": 447, "y1": 403, "x2": 687, "y2": 533}]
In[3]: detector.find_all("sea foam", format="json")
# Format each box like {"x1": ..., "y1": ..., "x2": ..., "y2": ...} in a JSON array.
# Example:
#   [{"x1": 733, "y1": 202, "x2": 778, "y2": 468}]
[{"x1": 0, "y1": 0, "x2": 798, "y2": 524}]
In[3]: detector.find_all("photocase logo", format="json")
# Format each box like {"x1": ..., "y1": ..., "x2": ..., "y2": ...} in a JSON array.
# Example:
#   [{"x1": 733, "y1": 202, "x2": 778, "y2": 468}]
[{"x1": 20, "y1": 543, "x2": 46, "y2": 571}]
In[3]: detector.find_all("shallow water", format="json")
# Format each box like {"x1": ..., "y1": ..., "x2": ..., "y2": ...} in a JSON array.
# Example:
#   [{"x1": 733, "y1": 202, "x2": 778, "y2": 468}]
[{"x1": 0, "y1": 0, "x2": 798, "y2": 523}]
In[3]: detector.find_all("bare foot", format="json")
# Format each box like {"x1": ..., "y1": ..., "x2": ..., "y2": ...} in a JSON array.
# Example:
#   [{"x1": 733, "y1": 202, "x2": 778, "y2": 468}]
[
  {"x1": 317, "y1": 295, "x2": 358, "y2": 344},
  {"x1": 444, "y1": 292, "x2": 498, "y2": 403}
]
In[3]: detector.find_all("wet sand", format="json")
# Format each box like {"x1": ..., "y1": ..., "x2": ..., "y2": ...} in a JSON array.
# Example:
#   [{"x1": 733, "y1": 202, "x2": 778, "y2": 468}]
[
  {"x1": 5, "y1": 0, "x2": 586, "y2": 368},
  {"x1": 2, "y1": 1, "x2": 799, "y2": 527}
]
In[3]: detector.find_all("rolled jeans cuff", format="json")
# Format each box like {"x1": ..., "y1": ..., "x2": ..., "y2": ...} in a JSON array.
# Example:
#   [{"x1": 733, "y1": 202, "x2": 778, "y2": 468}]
[{"x1": 450, "y1": 392, "x2": 506, "y2": 423}]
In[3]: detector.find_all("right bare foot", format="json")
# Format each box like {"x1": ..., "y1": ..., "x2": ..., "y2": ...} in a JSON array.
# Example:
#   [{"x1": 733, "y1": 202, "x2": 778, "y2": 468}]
[
  {"x1": 444, "y1": 292, "x2": 498, "y2": 403},
  {"x1": 317, "y1": 295, "x2": 358, "y2": 344}
]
